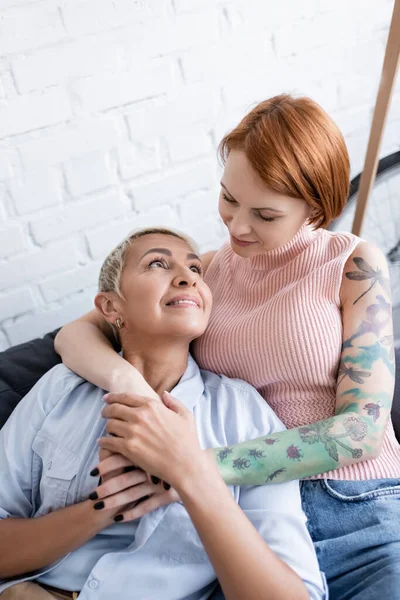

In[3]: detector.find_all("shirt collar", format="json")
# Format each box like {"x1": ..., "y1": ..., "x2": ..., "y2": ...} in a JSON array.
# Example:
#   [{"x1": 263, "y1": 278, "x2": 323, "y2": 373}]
[{"x1": 170, "y1": 354, "x2": 205, "y2": 413}]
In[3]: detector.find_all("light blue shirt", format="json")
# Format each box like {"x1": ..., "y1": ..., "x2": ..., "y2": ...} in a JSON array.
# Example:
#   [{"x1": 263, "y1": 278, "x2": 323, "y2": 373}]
[{"x1": 0, "y1": 356, "x2": 326, "y2": 599}]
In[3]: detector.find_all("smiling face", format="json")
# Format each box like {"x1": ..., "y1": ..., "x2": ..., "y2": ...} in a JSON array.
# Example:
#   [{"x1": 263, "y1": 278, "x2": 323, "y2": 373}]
[
  {"x1": 115, "y1": 233, "x2": 212, "y2": 343},
  {"x1": 219, "y1": 150, "x2": 313, "y2": 258}
]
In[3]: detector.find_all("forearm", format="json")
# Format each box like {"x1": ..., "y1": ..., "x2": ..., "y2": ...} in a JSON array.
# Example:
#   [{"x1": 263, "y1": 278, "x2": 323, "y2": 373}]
[
  {"x1": 0, "y1": 501, "x2": 105, "y2": 578},
  {"x1": 214, "y1": 410, "x2": 383, "y2": 486},
  {"x1": 55, "y1": 322, "x2": 158, "y2": 398},
  {"x1": 177, "y1": 464, "x2": 308, "y2": 600}
]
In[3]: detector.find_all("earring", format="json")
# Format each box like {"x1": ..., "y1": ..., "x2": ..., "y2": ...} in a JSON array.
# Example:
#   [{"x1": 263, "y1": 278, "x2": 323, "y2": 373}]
[{"x1": 115, "y1": 318, "x2": 123, "y2": 330}]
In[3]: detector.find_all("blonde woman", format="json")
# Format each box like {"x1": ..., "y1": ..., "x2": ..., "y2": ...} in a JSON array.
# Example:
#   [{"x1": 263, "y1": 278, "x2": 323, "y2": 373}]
[{"x1": 0, "y1": 228, "x2": 325, "y2": 600}]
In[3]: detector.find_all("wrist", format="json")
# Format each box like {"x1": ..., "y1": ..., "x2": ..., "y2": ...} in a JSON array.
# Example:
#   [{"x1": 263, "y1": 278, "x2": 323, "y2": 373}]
[{"x1": 174, "y1": 450, "x2": 222, "y2": 499}]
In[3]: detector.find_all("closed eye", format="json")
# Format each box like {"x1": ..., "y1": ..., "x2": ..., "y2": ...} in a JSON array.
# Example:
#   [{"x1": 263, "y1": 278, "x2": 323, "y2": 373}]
[{"x1": 222, "y1": 193, "x2": 237, "y2": 204}]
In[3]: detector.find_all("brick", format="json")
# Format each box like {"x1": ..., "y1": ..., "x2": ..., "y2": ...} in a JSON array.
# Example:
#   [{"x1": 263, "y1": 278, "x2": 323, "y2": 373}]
[
  {"x1": 332, "y1": 106, "x2": 373, "y2": 138},
  {"x1": 30, "y1": 192, "x2": 128, "y2": 245},
  {"x1": 166, "y1": 126, "x2": 213, "y2": 163},
  {"x1": 173, "y1": 0, "x2": 215, "y2": 11},
  {"x1": 10, "y1": 169, "x2": 62, "y2": 215},
  {"x1": 0, "y1": 223, "x2": 26, "y2": 258},
  {"x1": 4, "y1": 289, "x2": 97, "y2": 347},
  {"x1": 126, "y1": 86, "x2": 221, "y2": 138},
  {"x1": 0, "y1": 88, "x2": 71, "y2": 138},
  {"x1": 0, "y1": 240, "x2": 78, "y2": 291},
  {"x1": 86, "y1": 206, "x2": 180, "y2": 260},
  {"x1": 118, "y1": 141, "x2": 161, "y2": 181},
  {"x1": 64, "y1": 153, "x2": 116, "y2": 197},
  {"x1": 18, "y1": 117, "x2": 121, "y2": 169},
  {"x1": 338, "y1": 76, "x2": 379, "y2": 110},
  {"x1": 40, "y1": 261, "x2": 102, "y2": 303},
  {"x1": 11, "y1": 38, "x2": 122, "y2": 94},
  {"x1": 0, "y1": 4, "x2": 66, "y2": 57},
  {"x1": 76, "y1": 60, "x2": 174, "y2": 113},
  {"x1": 179, "y1": 191, "x2": 219, "y2": 224},
  {"x1": 0, "y1": 287, "x2": 36, "y2": 321},
  {"x1": 130, "y1": 162, "x2": 217, "y2": 212},
  {"x1": 0, "y1": 148, "x2": 14, "y2": 181},
  {"x1": 61, "y1": 0, "x2": 118, "y2": 37}
]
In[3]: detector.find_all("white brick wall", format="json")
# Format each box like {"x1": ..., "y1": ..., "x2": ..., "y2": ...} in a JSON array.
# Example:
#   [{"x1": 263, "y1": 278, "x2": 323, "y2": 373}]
[{"x1": 0, "y1": 0, "x2": 398, "y2": 348}]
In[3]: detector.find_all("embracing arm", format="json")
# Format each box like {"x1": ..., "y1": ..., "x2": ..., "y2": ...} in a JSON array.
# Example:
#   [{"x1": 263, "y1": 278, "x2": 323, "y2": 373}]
[
  {"x1": 54, "y1": 251, "x2": 217, "y2": 396},
  {"x1": 55, "y1": 309, "x2": 157, "y2": 397},
  {"x1": 214, "y1": 242, "x2": 395, "y2": 486}
]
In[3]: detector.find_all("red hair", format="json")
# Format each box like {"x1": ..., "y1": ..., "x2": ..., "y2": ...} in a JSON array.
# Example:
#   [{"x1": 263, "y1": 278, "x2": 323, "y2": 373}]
[{"x1": 219, "y1": 94, "x2": 350, "y2": 228}]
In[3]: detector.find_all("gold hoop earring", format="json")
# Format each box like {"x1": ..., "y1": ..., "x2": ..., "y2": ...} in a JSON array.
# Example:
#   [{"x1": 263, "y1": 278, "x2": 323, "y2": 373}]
[{"x1": 116, "y1": 318, "x2": 123, "y2": 330}]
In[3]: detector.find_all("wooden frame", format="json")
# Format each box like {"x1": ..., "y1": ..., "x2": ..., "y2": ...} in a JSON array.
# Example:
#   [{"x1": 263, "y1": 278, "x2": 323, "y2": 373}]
[{"x1": 352, "y1": 0, "x2": 400, "y2": 236}]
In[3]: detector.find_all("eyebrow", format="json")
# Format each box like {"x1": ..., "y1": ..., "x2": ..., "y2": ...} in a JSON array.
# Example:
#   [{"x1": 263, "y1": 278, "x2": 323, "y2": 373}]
[
  {"x1": 220, "y1": 182, "x2": 285, "y2": 214},
  {"x1": 140, "y1": 247, "x2": 201, "y2": 261}
]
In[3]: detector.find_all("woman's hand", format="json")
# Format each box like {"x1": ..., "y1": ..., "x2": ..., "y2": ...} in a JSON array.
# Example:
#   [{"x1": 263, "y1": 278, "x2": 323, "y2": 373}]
[
  {"x1": 88, "y1": 464, "x2": 178, "y2": 523},
  {"x1": 98, "y1": 391, "x2": 209, "y2": 490}
]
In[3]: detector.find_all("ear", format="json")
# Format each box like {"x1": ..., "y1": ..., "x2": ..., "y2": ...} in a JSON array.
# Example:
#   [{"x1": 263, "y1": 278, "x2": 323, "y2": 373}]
[{"x1": 94, "y1": 292, "x2": 123, "y2": 326}]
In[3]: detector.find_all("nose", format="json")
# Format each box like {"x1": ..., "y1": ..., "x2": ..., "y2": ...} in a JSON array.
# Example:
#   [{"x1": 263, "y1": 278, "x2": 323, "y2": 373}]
[
  {"x1": 229, "y1": 209, "x2": 252, "y2": 237},
  {"x1": 172, "y1": 268, "x2": 197, "y2": 288}
]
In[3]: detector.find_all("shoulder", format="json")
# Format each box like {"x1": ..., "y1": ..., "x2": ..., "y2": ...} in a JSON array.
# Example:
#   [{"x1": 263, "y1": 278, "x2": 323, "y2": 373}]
[
  {"x1": 30, "y1": 364, "x2": 86, "y2": 413},
  {"x1": 340, "y1": 240, "x2": 389, "y2": 306},
  {"x1": 201, "y1": 369, "x2": 286, "y2": 441}
]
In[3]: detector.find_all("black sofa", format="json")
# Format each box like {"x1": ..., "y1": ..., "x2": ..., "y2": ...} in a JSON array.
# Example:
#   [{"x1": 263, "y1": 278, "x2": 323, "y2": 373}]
[{"x1": 0, "y1": 330, "x2": 399, "y2": 444}]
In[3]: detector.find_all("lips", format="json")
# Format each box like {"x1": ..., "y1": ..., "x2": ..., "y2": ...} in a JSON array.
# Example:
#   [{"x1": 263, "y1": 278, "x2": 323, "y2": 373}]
[
  {"x1": 165, "y1": 295, "x2": 201, "y2": 308},
  {"x1": 231, "y1": 235, "x2": 257, "y2": 247}
]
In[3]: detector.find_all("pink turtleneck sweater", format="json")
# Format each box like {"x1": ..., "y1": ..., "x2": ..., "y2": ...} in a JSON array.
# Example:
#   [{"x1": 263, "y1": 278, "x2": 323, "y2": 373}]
[{"x1": 194, "y1": 224, "x2": 400, "y2": 480}]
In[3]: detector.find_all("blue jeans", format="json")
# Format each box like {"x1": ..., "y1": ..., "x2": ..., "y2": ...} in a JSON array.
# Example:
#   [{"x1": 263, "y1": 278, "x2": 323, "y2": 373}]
[{"x1": 301, "y1": 478, "x2": 400, "y2": 600}]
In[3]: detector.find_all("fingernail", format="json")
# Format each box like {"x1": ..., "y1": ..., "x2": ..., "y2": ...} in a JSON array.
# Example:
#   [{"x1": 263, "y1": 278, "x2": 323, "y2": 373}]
[
  {"x1": 163, "y1": 482, "x2": 171, "y2": 491},
  {"x1": 89, "y1": 491, "x2": 99, "y2": 501},
  {"x1": 151, "y1": 475, "x2": 160, "y2": 485},
  {"x1": 93, "y1": 501, "x2": 105, "y2": 510},
  {"x1": 114, "y1": 514, "x2": 124, "y2": 522},
  {"x1": 103, "y1": 394, "x2": 109, "y2": 401},
  {"x1": 123, "y1": 466, "x2": 137, "y2": 473},
  {"x1": 90, "y1": 468, "x2": 99, "y2": 477}
]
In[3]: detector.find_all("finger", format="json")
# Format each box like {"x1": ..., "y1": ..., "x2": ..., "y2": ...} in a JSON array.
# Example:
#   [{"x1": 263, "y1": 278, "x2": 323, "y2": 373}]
[
  {"x1": 161, "y1": 391, "x2": 187, "y2": 416},
  {"x1": 93, "y1": 469, "x2": 148, "y2": 500},
  {"x1": 117, "y1": 489, "x2": 178, "y2": 522},
  {"x1": 91, "y1": 453, "x2": 132, "y2": 477},
  {"x1": 101, "y1": 402, "x2": 135, "y2": 422},
  {"x1": 103, "y1": 392, "x2": 153, "y2": 408},
  {"x1": 106, "y1": 418, "x2": 131, "y2": 438},
  {"x1": 92, "y1": 482, "x2": 155, "y2": 511},
  {"x1": 98, "y1": 436, "x2": 123, "y2": 455}
]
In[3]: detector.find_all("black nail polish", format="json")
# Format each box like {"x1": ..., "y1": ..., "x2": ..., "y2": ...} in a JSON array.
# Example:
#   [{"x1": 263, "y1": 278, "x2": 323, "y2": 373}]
[
  {"x1": 93, "y1": 501, "x2": 105, "y2": 510},
  {"x1": 123, "y1": 466, "x2": 137, "y2": 473},
  {"x1": 90, "y1": 468, "x2": 99, "y2": 477},
  {"x1": 151, "y1": 475, "x2": 160, "y2": 485},
  {"x1": 163, "y1": 482, "x2": 171, "y2": 491},
  {"x1": 89, "y1": 492, "x2": 98, "y2": 501},
  {"x1": 114, "y1": 514, "x2": 124, "y2": 522}
]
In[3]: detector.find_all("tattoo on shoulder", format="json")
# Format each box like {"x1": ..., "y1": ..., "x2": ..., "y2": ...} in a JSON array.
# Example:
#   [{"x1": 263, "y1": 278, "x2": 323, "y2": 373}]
[{"x1": 345, "y1": 257, "x2": 390, "y2": 305}]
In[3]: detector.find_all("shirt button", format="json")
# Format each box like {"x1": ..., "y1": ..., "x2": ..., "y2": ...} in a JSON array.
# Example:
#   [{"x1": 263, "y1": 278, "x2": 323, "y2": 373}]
[
  {"x1": 89, "y1": 580, "x2": 98, "y2": 589},
  {"x1": 47, "y1": 461, "x2": 52, "y2": 470}
]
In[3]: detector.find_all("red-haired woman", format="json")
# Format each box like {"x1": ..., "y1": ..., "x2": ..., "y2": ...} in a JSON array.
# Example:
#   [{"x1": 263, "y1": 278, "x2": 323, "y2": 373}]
[{"x1": 56, "y1": 95, "x2": 400, "y2": 599}]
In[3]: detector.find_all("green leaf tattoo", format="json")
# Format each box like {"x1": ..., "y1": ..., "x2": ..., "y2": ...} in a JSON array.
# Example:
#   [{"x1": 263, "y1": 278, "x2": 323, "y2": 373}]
[{"x1": 345, "y1": 257, "x2": 390, "y2": 305}]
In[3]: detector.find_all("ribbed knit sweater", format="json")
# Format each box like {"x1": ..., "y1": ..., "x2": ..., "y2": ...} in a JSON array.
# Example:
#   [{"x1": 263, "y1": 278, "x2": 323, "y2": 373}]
[{"x1": 194, "y1": 224, "x2": 400, "y2": 480}]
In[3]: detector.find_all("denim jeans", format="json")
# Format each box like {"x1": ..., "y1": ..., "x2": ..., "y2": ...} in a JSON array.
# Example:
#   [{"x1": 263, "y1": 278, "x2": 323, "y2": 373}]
[{"x1": 301, "y1": 478, "x2": 400, "y2": 600}]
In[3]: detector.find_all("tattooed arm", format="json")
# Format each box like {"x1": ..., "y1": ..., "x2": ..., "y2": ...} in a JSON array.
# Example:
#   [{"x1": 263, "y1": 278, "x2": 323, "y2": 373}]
[{"x1": 215, "y1": 242, "x2": 396, "y2": 486}]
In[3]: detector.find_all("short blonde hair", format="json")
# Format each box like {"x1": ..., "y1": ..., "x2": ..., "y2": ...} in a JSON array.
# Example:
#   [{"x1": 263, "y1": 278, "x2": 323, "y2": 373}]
[{"x1": 98, "y1": 227, "x2": 198, "y2": 297}]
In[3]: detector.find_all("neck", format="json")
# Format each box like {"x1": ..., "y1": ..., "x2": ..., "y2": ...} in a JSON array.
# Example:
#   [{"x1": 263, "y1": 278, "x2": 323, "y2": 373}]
[{"x1": 121, "y1": 335, "x2": 191, "y2": 397}]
